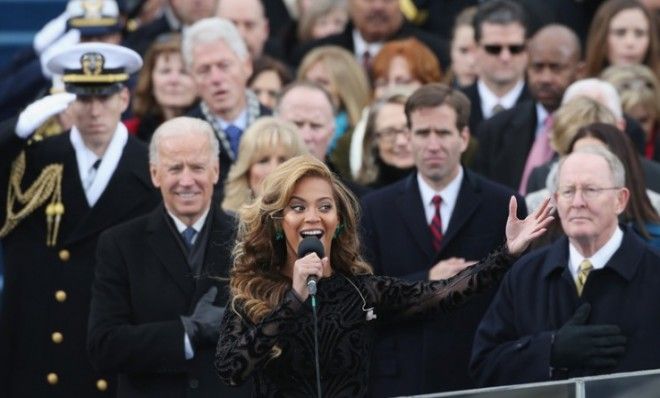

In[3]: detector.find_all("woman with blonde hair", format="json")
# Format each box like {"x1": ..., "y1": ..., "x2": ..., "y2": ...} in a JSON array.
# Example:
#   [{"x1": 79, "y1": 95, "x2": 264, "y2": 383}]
[
  {"x1": 584, "y1": 0, "x2": 660, "y2": 77},
  {"x1": 297, "y1": 0, "x2": 348, "y2": 43},
  {"x1": 221, "y1": 117, "x2": 308, "y2": 213},
  {"x1": 601, "y1": 64, "x2": 660, "y2": 160},
  {"x1": 215, "y1": 155, "x2": 553, "y2": 396},
  {"x1": 298, "y1": 45, "x2": 371, "y2": 177},
  {"x1": 525, "y1": 96, "x2": 618, "y2": 196}
]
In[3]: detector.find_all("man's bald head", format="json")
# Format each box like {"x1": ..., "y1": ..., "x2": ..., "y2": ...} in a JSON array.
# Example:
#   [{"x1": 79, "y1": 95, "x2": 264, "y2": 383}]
[
  {"x1": 529, "y1": 24, "x2": 581, "y2": 62},
  {"x1": 527, "y1": 24, "x2": 585, "y2": 111}
]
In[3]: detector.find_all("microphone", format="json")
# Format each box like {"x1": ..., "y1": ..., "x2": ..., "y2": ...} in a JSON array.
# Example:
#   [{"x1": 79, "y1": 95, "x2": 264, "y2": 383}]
[{"x1": 297, "y1": 236, "x2": 325, "y2": 296}]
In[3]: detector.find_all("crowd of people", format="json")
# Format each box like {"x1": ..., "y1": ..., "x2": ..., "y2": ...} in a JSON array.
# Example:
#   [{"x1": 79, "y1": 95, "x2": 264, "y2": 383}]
[{"x1": 1, "y1": 0, "x2": 660, "y2": 397}]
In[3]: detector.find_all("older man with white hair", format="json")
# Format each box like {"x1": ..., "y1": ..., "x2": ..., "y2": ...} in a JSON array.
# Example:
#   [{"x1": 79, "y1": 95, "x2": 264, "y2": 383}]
[
  {"x1": 472, "y1": 145, "x2": 660, "y2": 387},
  {"x1": 183, "y1": 17, "x2": 271, "y2": 184},
  {"x1": 88, "y1": 116, "x2": 251, "y2": 397}
]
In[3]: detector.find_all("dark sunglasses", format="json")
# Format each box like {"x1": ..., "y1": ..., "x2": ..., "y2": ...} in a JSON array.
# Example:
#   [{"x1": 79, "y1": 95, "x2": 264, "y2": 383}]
[{"x1": 483, "y1": 44, "x2": 526, "y2": 55}]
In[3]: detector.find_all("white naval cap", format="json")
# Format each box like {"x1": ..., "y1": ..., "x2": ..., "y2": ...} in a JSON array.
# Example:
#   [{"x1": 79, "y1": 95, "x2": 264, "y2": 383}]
[
  {"x1": 66, "y1": 0, "x2": 123, "y2": 37},
  {"x1": 46, "y1": 42, "x2": 142, "y2": 95}
]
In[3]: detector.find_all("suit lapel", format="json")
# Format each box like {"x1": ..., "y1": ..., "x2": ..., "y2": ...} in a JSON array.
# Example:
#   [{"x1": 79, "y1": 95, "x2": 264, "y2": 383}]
[
  {"x1": 146, "y1": 206, "x2": 195, "y2": 296},
  {"x1": 192, "y1": 207, "x2": 236, "y2": 306},
  {"x1": 397, "y1": 175, "x2": 436, "y2": 261},
  {"x1": 512, "y1": 101, "x2": 537, "y2": 148},
  {"x1": 436, "y1": 171, "x2": 482, "y2": 256}
]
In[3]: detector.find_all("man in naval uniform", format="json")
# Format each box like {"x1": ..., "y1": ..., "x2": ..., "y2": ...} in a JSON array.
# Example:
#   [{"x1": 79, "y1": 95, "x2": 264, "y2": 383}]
[{"x1": 0, "y1": 42, "x2": 160, "y2": 397}]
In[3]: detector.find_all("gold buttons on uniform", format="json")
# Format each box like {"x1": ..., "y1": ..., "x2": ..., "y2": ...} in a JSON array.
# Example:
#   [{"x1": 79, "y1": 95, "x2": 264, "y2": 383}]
[
  {"x1": 55, "y1": 290, "x2": 67, "y2": 302},
  {"x1": 47, "y1": 372, "x2": 59, "y2": 385},
  {"x1": 58, "y1": 250, "x2": 70, "y2": 262},
  {"x1": 96, "y1": 379, "x2": 108, "y2": 391},
  {"x1": 51, "y1": 332, "x2": 63, "y2": 344}
]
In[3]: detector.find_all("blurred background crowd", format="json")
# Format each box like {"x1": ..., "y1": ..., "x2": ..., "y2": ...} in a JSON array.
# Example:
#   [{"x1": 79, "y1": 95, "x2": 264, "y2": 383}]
[{"x1": 1, "y1": 0, "x2": 660, "y2": 396}]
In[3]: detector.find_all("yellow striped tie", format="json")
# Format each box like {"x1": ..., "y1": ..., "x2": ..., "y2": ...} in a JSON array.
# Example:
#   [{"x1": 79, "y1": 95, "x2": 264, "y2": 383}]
[{"x1": 575, "y1": 259, "x2": 593, "y2": 296}]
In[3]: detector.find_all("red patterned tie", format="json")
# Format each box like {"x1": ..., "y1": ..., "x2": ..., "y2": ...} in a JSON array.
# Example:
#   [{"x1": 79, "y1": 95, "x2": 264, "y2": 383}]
[{"x1": 430, "y1": 195, "x2": 443, "y2": 251}]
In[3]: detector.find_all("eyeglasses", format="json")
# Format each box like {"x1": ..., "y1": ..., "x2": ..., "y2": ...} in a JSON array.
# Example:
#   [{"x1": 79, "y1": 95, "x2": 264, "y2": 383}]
[
  {"x1": 483, "y1": 44, "x2": 526, "y2": 56},
  {"x1": 556, "y1": 186, "x2": 621, "y2": 200},
  {"x1": 375, "y1": 127, "x2": 409, "y2": 144}
]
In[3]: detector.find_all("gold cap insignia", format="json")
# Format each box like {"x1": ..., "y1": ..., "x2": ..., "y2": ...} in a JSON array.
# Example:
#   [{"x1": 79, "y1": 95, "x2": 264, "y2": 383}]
[{"x1": 81, "y1": 52, "x2": 105, "y2": 76}]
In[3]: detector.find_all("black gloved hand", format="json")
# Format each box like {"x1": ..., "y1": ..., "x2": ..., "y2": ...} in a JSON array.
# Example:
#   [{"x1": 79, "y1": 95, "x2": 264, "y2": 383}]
[
  {"x1": 550, "y1": 303, "x2": 626, "y2": 370},
  {"x1": 181, "y1": 287, "x2": 225, "y2": 348}
]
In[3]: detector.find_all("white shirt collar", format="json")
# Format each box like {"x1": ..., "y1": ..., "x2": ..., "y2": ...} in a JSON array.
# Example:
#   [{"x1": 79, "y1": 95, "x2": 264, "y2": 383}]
[
  {"x1": 167, "y1": 206, "x2": 210, "y2": 244},
  {"x1": 535, "y1": 102, "x2": 550, "y2": 137},
  {"x1": 70, "y1": 122, "x2": 128, "y2": 206},
  {"x1": 568, "y1": 226, "x2": 624, "y2": 279},
  {"x1": 417, "y1": 167, "x2": 464, "y2": 233},
  {"x1": 478, "y1": 79, "x2": 525, "y2": 119},
  {"x1": 352, "y1": 29, "x2": 383, "y2": 61},
  {"x1": 217, "y1": 107, "x2": 248, "y2": 131}
]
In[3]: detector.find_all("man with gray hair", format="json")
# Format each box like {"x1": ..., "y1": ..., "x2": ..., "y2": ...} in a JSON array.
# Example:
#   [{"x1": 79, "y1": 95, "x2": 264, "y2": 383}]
[
  {"x1": 183, "y1": 17, "x2": 271, "y2": 184},
  {"x1": 87, "y1": 117, "x2": 250, "y2": 397},
  {"x1": 471, "y1": 145, "x2": 660, "y2": 386}
]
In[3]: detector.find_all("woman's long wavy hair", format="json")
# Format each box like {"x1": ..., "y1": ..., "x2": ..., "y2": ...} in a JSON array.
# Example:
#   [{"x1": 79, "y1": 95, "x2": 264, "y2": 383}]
[{"x1": 230, "y1": 155, "x2": 372, "y2": 324}]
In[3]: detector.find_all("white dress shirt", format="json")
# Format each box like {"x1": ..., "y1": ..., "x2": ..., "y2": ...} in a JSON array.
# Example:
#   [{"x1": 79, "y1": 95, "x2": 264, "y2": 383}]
[
  {"x1": 568, "y1": 226, "x2": 624, "y2": 280},
  {"x1": 167, "y1": 208, "x2": 210, "y2": 360},
  {"x1": 478, "y1": 79, "x2": 525, "y2": 120},
  {"x1": 417, "y1": 167, "x2": 464, "y2": 234},
  {"x1": 70, "y1": 122, "x2": 128, "y2": 206},
  {"x1": 352, "y1": 29, "x2": 384, "y2": 62}
]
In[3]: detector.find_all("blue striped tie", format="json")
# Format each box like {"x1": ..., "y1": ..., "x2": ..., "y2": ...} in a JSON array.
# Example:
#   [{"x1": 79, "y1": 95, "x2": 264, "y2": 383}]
[{"x1": 181, "y1": 227, "x2": 197, "y2": 249}]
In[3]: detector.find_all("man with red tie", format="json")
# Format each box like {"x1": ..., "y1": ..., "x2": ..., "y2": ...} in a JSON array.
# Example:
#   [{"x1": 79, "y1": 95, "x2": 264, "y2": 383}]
[{"x1": 360, "y1": 83, "x2": 525, "y2": 396}]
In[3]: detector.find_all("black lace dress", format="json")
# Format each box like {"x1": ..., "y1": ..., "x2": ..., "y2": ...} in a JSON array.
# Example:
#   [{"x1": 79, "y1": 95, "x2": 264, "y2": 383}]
[{"x1": 215, "y1": 247, "x2": 515, "y2": 397}]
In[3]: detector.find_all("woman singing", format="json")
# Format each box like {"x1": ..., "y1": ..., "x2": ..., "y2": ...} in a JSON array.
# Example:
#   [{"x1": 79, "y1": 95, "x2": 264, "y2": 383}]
[{"x1": 215, "y1": 155, "x2": 553, "y2": 397}]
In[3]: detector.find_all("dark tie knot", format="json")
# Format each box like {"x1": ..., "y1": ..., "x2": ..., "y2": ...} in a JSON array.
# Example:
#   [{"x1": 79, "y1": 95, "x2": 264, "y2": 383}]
[
  {"x1": 432, "y1": 195, "x2": 442, "y2": 208},
  {"x1": 182, "y1": 227, "x2": 197, "y2": 248}
]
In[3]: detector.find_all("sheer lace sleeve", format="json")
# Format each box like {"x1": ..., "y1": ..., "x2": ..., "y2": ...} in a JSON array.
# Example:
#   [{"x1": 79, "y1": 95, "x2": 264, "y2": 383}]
[
  {"x1": 366, "y1": 245, "x2": 516, "y2": 323},
  {"x1": 214, "y1": 289, "x2": 303, "y2": 386}
]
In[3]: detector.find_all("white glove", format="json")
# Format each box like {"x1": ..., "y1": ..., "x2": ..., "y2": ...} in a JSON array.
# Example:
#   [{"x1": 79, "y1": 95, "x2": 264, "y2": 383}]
[
  {"x1": 33, "y1": 11, "x2": 70, "y2": 55},
  {"x1": 16, "y1": 92, "x2": 77, "y2": 139},
  {"x1": 40, "y1": 29, "x2": 80, "y2": 79}
]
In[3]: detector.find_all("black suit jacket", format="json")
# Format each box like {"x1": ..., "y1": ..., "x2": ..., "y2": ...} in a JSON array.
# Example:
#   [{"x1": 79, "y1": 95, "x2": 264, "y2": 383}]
[
  {"x1": 87, "y1": 204, "x2": 251, "y2": 397},
  {"x1": 471, "y1": 227, "x2": 660, "y2": 386},
  {"x1": 474, "y1": 100, "x2": 538, "y2": 190},
  {"x1": 0, "y1": 125, "x2": 160, "y2": 397},
  {"x1": 360, "y1": 170, "x2": 526, "y2": 396},
  {"x1": 292, "y1": 21, "x2": 449, "y2": 69},
  {"x1": 461, "y1": 81, "x2": 531, "y2": 138}
]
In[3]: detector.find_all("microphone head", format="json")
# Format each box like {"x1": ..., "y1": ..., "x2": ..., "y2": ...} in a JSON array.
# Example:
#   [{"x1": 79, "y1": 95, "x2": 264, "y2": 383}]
[{"x1": 297, "y1": 236, "x2": 325, "y2": 259}]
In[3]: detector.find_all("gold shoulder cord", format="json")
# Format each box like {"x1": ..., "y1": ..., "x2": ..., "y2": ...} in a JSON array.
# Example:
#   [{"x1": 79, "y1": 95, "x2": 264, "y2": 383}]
[{"x1": 0, "y1": 151, "x2": 64, "y2": 246}]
